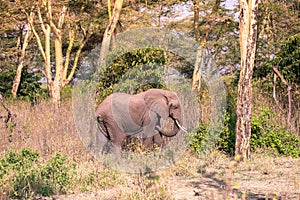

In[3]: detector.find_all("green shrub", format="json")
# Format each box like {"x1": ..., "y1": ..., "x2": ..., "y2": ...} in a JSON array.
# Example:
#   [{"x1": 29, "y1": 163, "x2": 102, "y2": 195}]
[
  {"x1": 40, "y1": 153, "x2": 75, "y2": 196},
  {"x1": 216, "y1": 111, "x2": 236, "y2": 155},
  {"x1": 0, "y1": 148, "x2": 75, "y2": 199},
  {"x1": 250, "y1": 109, "x2": 300, "y2": 157},
  {"x1": 188, "y1": 108, "x2": 300, "y2": 157},
  {"x1": 188, "y1": 112, "x2": 235, "y2": 155},
  {"x1": 96, "y1": 48, "x2": 168, "y2": 103},
  {"x1": 0, "y1": 148, "x2": 40, "y2": 199},
  {"x1": 188, "y1": 124, "x2": 207, "y2": 155}
]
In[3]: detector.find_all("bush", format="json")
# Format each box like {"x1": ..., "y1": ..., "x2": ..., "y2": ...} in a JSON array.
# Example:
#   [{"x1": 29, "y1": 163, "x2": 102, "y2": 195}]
[
  {"x1": 251, "y1": 109, "x2": 300, "y2": 157},
  {"x1": 187, "y1": 112, "x2": 236, "y2": 155},
  {"x1": 96, "y1": 48, "x2": 168, "y2": 103},
  {"x1": 0, "y1": 148, "x2": 75, "y2": 199},
  {"x1": 188, "y1": 124, "x2": 207, "y2": 155},
  {"x1": 188, "y1": 108, "x2": 300, "y2": 158}
]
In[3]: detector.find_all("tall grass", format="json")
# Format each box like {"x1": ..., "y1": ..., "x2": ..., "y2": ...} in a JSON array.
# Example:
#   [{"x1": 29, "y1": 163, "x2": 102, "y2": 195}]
[{"x1": 0, "y1": 100, "x2": 87, "y2": 159}]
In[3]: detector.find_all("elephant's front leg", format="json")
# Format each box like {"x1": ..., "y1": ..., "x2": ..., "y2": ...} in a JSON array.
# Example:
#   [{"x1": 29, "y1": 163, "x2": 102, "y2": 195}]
[{"x1": 153, "y1": 133, "x2": 166, "y2": 148}]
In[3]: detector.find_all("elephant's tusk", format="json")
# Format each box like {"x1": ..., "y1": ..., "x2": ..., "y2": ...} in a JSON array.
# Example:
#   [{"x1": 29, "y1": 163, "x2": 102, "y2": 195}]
[{"x1": 175, "y1": 120, "x2": 188, "y2": 133}]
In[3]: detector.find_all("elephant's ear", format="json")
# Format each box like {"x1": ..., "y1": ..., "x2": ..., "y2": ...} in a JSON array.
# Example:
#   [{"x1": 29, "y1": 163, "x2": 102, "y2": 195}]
[
  {"x1": 144, "y1": 89, "x2": 169, "y2": 118},
  {"x1": 165, "y1": 91, "x2": 180, "y2": 107}
]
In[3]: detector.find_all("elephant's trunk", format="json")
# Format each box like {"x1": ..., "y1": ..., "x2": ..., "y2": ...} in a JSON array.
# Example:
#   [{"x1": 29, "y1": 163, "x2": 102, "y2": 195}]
[{"x1": 158, "y1": 117, "x2": 183, "y2": 137}]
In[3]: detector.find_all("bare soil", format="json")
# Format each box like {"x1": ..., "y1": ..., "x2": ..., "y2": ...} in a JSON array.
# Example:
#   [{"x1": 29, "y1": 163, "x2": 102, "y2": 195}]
[
  {"x1": 53, "y1": 152, "x2": 300, "y2": 200},
  {"x1": 171, "y1": 156, "x2": 300, "y2": 200}
]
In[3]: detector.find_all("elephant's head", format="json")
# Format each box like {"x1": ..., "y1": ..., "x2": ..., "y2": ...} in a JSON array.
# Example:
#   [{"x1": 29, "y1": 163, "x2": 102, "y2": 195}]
[{"x1": 144, "y1": 89, "x2": 186, "y2": 137}]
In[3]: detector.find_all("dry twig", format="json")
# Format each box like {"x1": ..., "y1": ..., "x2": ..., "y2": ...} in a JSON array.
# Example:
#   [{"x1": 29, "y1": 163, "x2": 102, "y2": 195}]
[{"x1": 0, "y1": 93, "x2": 16, "y2": 128}]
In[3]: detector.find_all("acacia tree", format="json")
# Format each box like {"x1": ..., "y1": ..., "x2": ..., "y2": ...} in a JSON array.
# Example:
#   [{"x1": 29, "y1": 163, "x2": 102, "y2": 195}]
[
  {"x1": 235, "y1": 0, "x2": 260, "y2": 161},
  {"x1": 22, "y1": 0, "x2": 95, "y2": 108}
]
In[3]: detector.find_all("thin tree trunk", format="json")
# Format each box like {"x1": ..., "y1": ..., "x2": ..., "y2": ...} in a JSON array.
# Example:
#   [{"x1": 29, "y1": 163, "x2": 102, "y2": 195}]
[
  {"x1": 192, "y1": 0, "x2": 221, "y2": 123},
  {"x1": 272, "y1": 66, "x2": 297, "y2": 132},
  {"x1": 273, "y1": 73, "x2": 285, "y2": 113},
  {"x1": 192, "y1": 0, "x2": 203, "y2": 123},
  {"x1": 107, "y1": 0, "x2": 112, "y2": 20},
  {"x1": 98, "y1": 0, "x2": 123, "y2": 67},
  {"x1": 235, "y1": 0, "x2": 260, "y2": 161},
  {"x1": 12, "y1": 13, "x2": 34, "y2": 98},
  {"x1": 192, "y1": 0, "x2": 201, "y2": 91},
  {"x1": 52, "y1": 37, "x2": 63, "y2": 108},
  {"x1": 62, "y1": 29, "x2": 75, "y2": 81},
  {"x1": 0, "y1": 94, "x2": 16, "y2": 129}
]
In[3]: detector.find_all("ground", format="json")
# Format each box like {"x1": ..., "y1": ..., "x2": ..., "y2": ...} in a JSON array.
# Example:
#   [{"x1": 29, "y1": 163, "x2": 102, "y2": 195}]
[
  {"x1": 1, "y1": 101, "x2": 299, "y2": 200},
  {"x1": 52, "y1": 151, "x2": 300, "y2": 200}
]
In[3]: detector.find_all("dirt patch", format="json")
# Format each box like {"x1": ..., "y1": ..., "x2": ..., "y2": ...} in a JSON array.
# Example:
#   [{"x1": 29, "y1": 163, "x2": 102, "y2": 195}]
[
  {"x1": 53, "y1": 152, "x2": 300, "y2": 200},
  {"x1": 171, "y1": 154, "x2": 300, "y2": 200}
]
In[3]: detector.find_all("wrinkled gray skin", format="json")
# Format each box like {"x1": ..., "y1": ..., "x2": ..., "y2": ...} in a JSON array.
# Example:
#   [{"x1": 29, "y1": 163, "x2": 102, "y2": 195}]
[
  {"x1": 96, "y1": 89, "x2": 183, "y2": 153},
  {"x1": 142, "y1": 133, "x2": 170, "y2": 148}
]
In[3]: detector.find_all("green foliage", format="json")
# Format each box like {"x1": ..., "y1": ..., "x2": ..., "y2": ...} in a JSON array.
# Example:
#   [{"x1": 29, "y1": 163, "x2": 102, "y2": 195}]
[
  {"x1": 97, "y1": 48, "x2": 168, "y2": 103},
  {"x1": 251, "y1": 109, "x2": 300, "y2": 157},
  {"x1": 0, "y1": 67, "x2": 14, "y2": 96},
  {"x1": 0, "y1": 67, "x2": 47, "y2": 102},
  {"x1": 254, "y1": 34, "x2": 300, "y2": 87},
  {"x1": 188, "y1": 112, "x2": 236, "y2": 155},
  {"x1": 188, "y1": 124, "x2": 208, "y2": 155},
  {"x1": 189, "y1": 75, "x2": 300, "y2": 157},
  {"x1": 256, "y1": 0, "x2": 300, "y2": 67},
  {"x1": 189, "y1": 109, "x2": 300, "y2": 157},
  {"x1": 216, "y1": 111, "x2": 236, "y2": 154},
  {"x1": 0, "y1": 149, "x2": 75, "y2": 199},
  {"x1": 40, "y1": 153, "x2": 75, "y2": 196}
]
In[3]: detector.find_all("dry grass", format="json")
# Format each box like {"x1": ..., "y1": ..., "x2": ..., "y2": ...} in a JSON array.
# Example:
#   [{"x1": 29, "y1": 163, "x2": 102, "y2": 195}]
[
  {"x1": 0, "y1": 100, "x2": 88, "y2": 160},
  {"x1": 1, "y1": 100, "x2": 300, "y2": 199}
]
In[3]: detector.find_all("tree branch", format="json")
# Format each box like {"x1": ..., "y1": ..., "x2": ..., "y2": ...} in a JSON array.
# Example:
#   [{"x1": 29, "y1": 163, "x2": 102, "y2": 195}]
[
  {"x1": 27, "y1": 9, "x2": 46, "y2": 61},
  {"x1": 63, "y1": 29, "x2": 75, "y2": 80},
  {"x1": 273, "y1": 73, "x2": 285, "y2": 113},
  {"x1": 272, "y1": 66, "x2": 297, "y2": 131},
  {"x1": 65, "y1": 32, "x2": 91, "y2": 85}
]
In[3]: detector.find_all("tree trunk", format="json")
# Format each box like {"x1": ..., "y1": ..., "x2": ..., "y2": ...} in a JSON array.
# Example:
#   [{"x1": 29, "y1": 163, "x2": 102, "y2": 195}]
[
  {"x1": 235, "y1": 0, "x2": 260, "y2": 161},
  {"x1": 192, "y1": 0, "x2": 222, "y2": 123},
  {"x1": 45, "y1": 24, "x2": 53, "y2": 98},
  {"x1": 12, "y1": 17, "x2": 33, "y2": 98},
  {"x1": 98, "y1": 0, "x2": 123, "y2": 66},
  {"x1": 51, "y1": 35, "x2": 63, "y2": 108},
  {"x1": 192, "y1": 0, "x2": 204, "y2": 123}
]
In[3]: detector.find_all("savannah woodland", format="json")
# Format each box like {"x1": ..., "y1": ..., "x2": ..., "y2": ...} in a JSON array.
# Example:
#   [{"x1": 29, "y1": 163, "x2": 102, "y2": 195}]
[{"x1": 0, "y1": 0, "x2": 300, "y2": 199}]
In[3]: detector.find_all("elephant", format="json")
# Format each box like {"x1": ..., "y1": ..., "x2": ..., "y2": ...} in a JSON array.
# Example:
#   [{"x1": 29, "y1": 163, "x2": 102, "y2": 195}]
[{"x1": 96, "y1": 88, "x2": 187, "y2": 154}]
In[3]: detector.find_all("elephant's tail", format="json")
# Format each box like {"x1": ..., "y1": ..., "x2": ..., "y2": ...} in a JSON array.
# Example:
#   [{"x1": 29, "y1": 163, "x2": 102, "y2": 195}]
[{"x1": 97, "y1": 116, "x2": 110, "y2": 140}]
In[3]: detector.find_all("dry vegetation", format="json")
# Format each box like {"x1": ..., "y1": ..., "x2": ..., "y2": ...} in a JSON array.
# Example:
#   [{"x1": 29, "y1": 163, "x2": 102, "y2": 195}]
[{"x1": 0, "y1": 100, "x2": 300, "y2": 200}]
